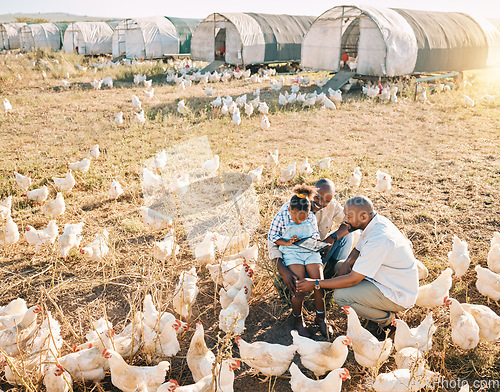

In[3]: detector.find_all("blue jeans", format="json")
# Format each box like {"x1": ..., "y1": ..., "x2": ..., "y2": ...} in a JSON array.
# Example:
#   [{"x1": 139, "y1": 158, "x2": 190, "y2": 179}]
[{"x1": 322, "y1": 233, "x2": 354, "y2": 279}]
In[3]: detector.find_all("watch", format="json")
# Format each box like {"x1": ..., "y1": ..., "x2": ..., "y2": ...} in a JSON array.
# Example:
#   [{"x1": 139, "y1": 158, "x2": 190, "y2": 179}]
[{"x1": 315, "y1": 279, "x2": 321, "y2": 290}]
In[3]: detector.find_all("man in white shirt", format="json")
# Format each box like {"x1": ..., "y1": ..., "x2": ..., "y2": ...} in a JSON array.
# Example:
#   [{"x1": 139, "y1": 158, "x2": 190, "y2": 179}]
[{"x1": 296, "y1": 196, "x2": 419, "y2": 338}]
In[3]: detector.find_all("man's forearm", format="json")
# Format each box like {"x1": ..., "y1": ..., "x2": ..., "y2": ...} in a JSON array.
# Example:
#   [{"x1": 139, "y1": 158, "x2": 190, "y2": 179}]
[
  {"x1": 319, "y1": 272, "x2": 363, "y2": 290},
  {"x1": 324, "y1": 223, "x2": 351, "y2": 244}
]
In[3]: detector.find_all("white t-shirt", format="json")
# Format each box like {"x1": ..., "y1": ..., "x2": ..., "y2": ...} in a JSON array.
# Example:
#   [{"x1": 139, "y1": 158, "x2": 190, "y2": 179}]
[{"x1": 352, "y1": 214, "x2": 419, "y2": 308}]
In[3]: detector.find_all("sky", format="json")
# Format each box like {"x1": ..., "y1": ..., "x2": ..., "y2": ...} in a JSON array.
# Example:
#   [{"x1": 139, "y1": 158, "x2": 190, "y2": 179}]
[{"x1": 2, "y1": 0, "x2": 499, "y2": 20}]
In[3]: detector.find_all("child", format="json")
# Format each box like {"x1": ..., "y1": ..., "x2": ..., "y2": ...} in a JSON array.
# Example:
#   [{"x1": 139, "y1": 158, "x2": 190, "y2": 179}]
[{"x1": 268, "y1": 185, "x2": 328, "y2": 337}]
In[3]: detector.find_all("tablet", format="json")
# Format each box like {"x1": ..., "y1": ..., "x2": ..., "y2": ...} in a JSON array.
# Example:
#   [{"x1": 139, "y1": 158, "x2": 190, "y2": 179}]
[{"x1": 293, "y1": 237, "x2": 330, "y2": 252}]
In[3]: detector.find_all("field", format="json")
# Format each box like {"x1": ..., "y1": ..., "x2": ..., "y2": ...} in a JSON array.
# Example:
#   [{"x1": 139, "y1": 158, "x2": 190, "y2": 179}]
[{"x1": 0, "y1": 50, "x2": 499, "y2": 391}]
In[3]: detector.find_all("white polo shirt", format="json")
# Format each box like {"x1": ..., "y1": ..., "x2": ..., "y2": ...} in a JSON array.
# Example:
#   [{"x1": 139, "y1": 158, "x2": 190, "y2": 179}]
[{"x1": 353, "y1": 214, "x2": 419, "y2": 308}]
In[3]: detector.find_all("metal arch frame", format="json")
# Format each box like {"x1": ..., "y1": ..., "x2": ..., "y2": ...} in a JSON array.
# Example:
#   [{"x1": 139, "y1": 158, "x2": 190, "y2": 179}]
[{"x1": 209, "y1": 13, "x2": 245, "y2": 65}]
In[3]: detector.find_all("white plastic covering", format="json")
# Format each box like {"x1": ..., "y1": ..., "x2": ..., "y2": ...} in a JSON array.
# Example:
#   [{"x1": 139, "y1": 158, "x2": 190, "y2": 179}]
[
  {"x1": 468, "y1": 15, "x2": 500, "y2": 67},
  {"x1": 19, "y1": 23, "x2": 63, "y2": 52},
  {"x1": 301, "y1": 5, "x2": 418, "y2": 76},
  {"x1": 112, "y1": 17, "x2": 179, "y2": 59},
  {"x1": 63, "y1": 22, "x2": 113, "y2": 55},
  {"x1": 191, "y1": 13, "x2": 265, "y2": 64},
  {"x1": 0, "y1": 23, "x2": 26, "y2": 50}
]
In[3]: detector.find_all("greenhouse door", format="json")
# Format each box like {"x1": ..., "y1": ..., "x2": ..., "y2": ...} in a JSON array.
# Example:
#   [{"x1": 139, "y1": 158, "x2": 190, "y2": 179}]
[
  {"x1": 214, "y1": 28, "x2": 226, "y2": 60},
  {"x1": 340, "y1": 17, "x2": 360, "y2": 71}
]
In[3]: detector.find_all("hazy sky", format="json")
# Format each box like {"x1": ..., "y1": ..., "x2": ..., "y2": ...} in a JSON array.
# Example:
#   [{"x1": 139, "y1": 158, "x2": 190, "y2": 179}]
[{"x1": 2, "y1": 0, "x2": 499, "y2": 19}]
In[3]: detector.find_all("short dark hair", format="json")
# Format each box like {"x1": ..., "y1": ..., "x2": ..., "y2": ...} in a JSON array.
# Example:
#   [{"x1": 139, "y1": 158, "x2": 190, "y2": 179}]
[
  {"x1": 345, "y1": 196, "x2": 374, "y2": 215},
  {"x1": 290, "y1": 184, "x2": 317, "y2": 212}
]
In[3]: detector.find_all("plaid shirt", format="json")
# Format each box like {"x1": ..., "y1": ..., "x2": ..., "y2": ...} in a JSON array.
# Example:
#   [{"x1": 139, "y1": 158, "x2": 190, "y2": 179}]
[{"x1": 268, "y1": 202, "x2": 320, "y2": 243}]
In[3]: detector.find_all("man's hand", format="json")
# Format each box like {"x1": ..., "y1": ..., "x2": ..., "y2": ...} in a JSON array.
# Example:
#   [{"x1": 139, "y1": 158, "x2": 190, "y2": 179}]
[
  {"x1": 296, "y1": 278, "x2": 315, "y2": 293},
  {"x1": 275, "y1": 258, "x2": 299, "y2": 296}
]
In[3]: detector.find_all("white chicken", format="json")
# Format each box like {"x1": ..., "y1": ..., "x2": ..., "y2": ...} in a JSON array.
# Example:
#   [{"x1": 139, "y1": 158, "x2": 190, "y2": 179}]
[
  {"x1": 219, "y1": 286, "x2": 249, "y2": 334},
  {"x1": 375, "y1": 170, "x2": 392, "y2": 192},
  {"x1": 236, "y1": 336, "x2": 296, "y2": 376},
  {"x1": 102, "y1": 77, "x2": 113, "y2": 88},
  {"x1": 25, "y1": 220, "x2": 58, "y2": 251},
  {"x1": 204, "y1": 87, "x2": 213, "y2": 97},
  {"x1": 4, "y1": 98, "x2": 13, "y2": 111},
  {"x1": 289, "y1": 363, "x2": 350, "y2": 392},
  {"x1": 280, "y1": 162, "x2": 296, "y2": 182},
  {"x1": 463, "y1": 95, "x2": 475, "y2": 107},
  {"x1": 460, "y1": 302, "x2": 500, "y2": 341},
  {"x1": 349, "y1": 167, "x2": 362, "y2": 188},
  {"x1": 0, "y1": 216, "x2": 19, "y2": 247},
  {"x1": 143, "y1": 316, "x2": 182, "y2": 359},
  {"x1": 187, "y1": 322, "x2": 216, "y2": 382},
  {"x1": 248, "y1": 165, "x2": 263, "y2": 182},
  {"x1": 140, "y1": 207, "x2": 173, "y2": 230},
  {"x1": 444, "y1": 297, "x2": 480, "y2": 350},
  {"x1": 0, "y1": 304, "x2": 40, "y2": 331},
  {"x1": 171, "y1": 173, "x2": 190, "y2": 194},
  {"x1": 266, "y1": 149, "x2": 279, "y2": 167},
  {"x1": 59, "y1": 346, "x2": 107, "y2": 383},
  {"x1": 415, "y1": 267, "x2": 453, "y2": 308},
  {"x1": 291, "y1": 330, "x2": 350, "y2": 376},
  {"x1": 394, "y1": 347, "x2": 425, "y2": 371},
  {"x1": 61, "y1": 80, "x2": 71, "y2": 88},
  {"x1": 202, "y1": 155, "x2": 219, "y2": 173},
  {"x1": 80, "y1": 230, "x2": 109, "y2": 263},
  {"x1": 0, "y1": 298, "x2": 27, "y2": 317},
  {"x1": 153, "y1": 229, "x2": 179, "y2": 260},
  {"x1": 135, "y1": 110, "x2": 146, "y2": 124},
  {"x1": 299, "y1": 158, "x2": 313, "y2": 175},
  {"x1": 244, "y1": 102, "x2": 254, "y2": 117},
  {"x1": 328, "y1": 88, "x2": 342, "y2": 104},
  {"x1": 144, "y1": 88, "x2": 154, "y2": 99},
  {"x1": 223, "y1": 245, "x2": 259, "y2": 265},
  {"x1": 104, "y1": 348, "x2": 170, "y2": 392},
  {"x1": 41, "y1": 192, "x2": 65, "y2": 217},
  {"x1": 68, "y1": 157, "x2": 91, "y2": 173},
  {"x1": 195, "y1": 231, "x2": 216, "y2": 264},
  {"x1": 372, "y1": 368, "x2": 438, "y2": 392},
  {"x1": 211, "y1": 95, "x2": 222, "y2": 107},
  {"x1": 142, "y1": 167, "x2": 163, "y2": 188},
  {"x1": 475, "y1": 265, "x2": 500, "y2": 301},
  {"x1": 173, "y1": 267, "x2": 199, "y2": 319},
  {"x1": 258, "y1": 101, "x2": 269, "y2": 115},
  {"x1": 415, "y1": 258, "x2": 429, "y2": 280},
  {"x1": 343, "y1": 305, "x2": 392, "y2": 368},
  {"x1": 219, "y1": 266, "x2": 253, "y2": 308},
  {"x1": 212, "y1": 359, "x2": 239, "y2": 392},
  {"x1": 111, "y1": 111, "x2": 124, "y2": 125},
  {"x1": 213, "y1": 231, "x2": 250, "y2": 256},
  {"x1": 487, "y1": 231, "x2": 500, "y2": 273},
  {"x1": 58, "y1": 222, "x2": 84, "y2": 258},
  {"x1": 232, "y1": 107, "x2": 241, "y2": 126},
  {"x1": 91, "y1": 79, "x2": 102, "y2": 89},
  {"x1": 109, "y1": 179, "x2": 124, "y2": 199},
  {"x1": 52, "y1": 170, "x2": 76, "y2": 192},
  {"x1": 448, "y1": 235, "x2": 470, "y2": 278},
  {"x1": 0, "y1": 195, "x2": 12, "y2": 219},
  {"x1": 26, "y1": 185, "x2": 49, "y2": 203},
  {"x1": 14, "y1": 172, "x2": 31, "y2": 191},
  {"x1": 0, "y1": 304, "x2": 40, "y2": 356},
  {"x1": 317, "y1": 157, "x2": 331, "y2": 170},
  {"x1": 260, "y1": 115, "x2": 270, "y2": 131},
  {"x1": 178, "y1": 100, "x2": 189, "y2": 115},
  {"x1": 132, "y1": 94, "x2": 142, "y2": 110},
  {"x1": 43, "y1": 364, "x2": 72, "y2": 392},
  {"x1": 392, "y1": 312, "x2": 436, "y2": 352}
]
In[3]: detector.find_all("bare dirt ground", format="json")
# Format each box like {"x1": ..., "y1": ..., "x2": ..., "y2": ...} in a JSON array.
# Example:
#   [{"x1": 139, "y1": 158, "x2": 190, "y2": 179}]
[{"x1": 0, "y1": 51, "x2": 499, "y2": 391}]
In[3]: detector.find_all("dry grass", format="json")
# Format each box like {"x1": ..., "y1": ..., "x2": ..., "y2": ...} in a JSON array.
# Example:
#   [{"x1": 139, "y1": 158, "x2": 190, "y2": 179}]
[{"x1": 0, "y1": 50, "x2": 499, "y2": 391}]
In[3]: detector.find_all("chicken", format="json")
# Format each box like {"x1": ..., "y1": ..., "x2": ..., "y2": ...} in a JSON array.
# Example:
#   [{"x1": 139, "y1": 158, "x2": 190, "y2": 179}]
[
  {"x1": 460, "y1": 302, "x2": 500, "y2": 341},
  {"x1": 475, "y1": 265, "x2": 500, "y2": 301},
  {"x1": 52, "y1": 170, "x2": 76, "y2": 192},
  {"x1": 289, "y1": 363, "x2": 349, "y2": 392},
  {"x1": 415, "y1": 267, "x2": 453, "y2": 308},
  {"x1": 206, "y1": 258, "x2": 243, "y2": 287},
  {"x1": 349, "y1": 167, "x2": 362, "y2": 188},
  {"x1": 223, "y1": 244, "x2": 258, "y2": 265},
  {"x1": 394, "y1": 347, "x2": 425, "y2": 371},
  {"x1": 317, "y1": 157, "x2": 331, "y2": 170},
  {"x1": 4, "y1": 98, "x2": 13, "y2": 111},
  {"x1": 444, "y1": 297, "x2": 479, "y2": 350},
  {"x1": 25, "y1": 220, "x2": 58, "y2": 251},
  {"x1": 235, "y1": 94, "x2": 246, "y2": 107},
  {"x1": 61, "y1": 80, "x2": 71, "y2": 88},
  {"x1": 140, "y1": 207, "x2": 173, "y2": 230},
  {"x1": 213, "y1": 231, "x2": 250, "y2": 256},
  {"x1": 59, "y1": 346, "x2": 107, "y2": 383},
  {"x1": 260, "y1": 115, "x2": 270, "y2": 131},
  {"x1": 248, "y1": 165, "x2": 263, "y2": 182},
  {"x1": 26, "y1": 185, "x2": 49, "y2": 203},
  {"x1": 204, "y1": 87, "x2": 213, "y2": 97},
  {"x1": 43, "y1": 364, "x2": 72, "y2": 392},
  {"x1": 0, "y1": 298, "x2": 27, "y2": 317},
  {"x1": 280, "y1": 163, "x2": 296, "y2": 183},
  {"x1": 97, "y1": 312, "x2": 144, "y2": 358},
  {"x1": 110, "y1": 179, "x2": 124, "y2": 199},
  {"x1": 135, "y1": 110, "x2": 146, "y2": 124},
  {"x1": 195, "y1": 231, "x2": 216, "y2": 264},
  {"x1": 266, "y1": 150, "x2": 279, "y2": 167},
  {"x1": 0, "y1": 305, "x2": 40, "y2": 330},
  {"x1": 0, "y1": 305, "x2": 40, "y2": 356},
  {"x1": 202, "y1": 155, "x2": 219, "y2": 173},
  {"x1": 40, "y1": 192, "x2": 65, "y2": 217},
  {"x1": 448, "y1": 235, "x2": 470, "y2": 278},
  {"x1": 258, "y1": 102, "x2": 269, "y2": 115},
  {"x1": 219, "y1": 286, "x2": 249, "y2": 334},
  {"x1": 111, "y1": 111, "x2": 124, "y2": 125},
  {"x1": 143, "y1": 316, "x2": 182, "y2": 359},
  {"x1": 243, "y1": 102, "x2": 254, "y2": 117},
  {"x1": 236, "y1": 336, "x2": 296, "y2": 376},
  {"x1": 187, "y1": 322, "x2": 216, "y2": 382},
  {"x1": 153, "y1": 229, "x2": 179, "y2": 260},
  {"x1": 102, "y1": 77, "x2": 113, "y2": 88},
  {"x1": 142, "y1": 167, "x2": 163, "y2": 188},
  {"x1": 232, "y1": 107, "x2": 241, "y2": 126},
  {"x1": 91, "y1": 79, "x2": 102, "y2": 89},
  {"x1": 177, "y1": 99, "x2": 189, "y2": 115},
  {"x1": 375, "y1": 170, "x2": 392, "y2": 192},
  {"x1": 487, "y1": 232, "x2": 500, "y2": 273},
  {"x1": 343, "y1": 306, "x2": 392, "y2": 368},
  {"x1": 80, "y1": 229, "x2": 109, "y2": 263},
  {"x1": 291, "y1": 330, "x2": 350, "y2": 376},
  {"x1": 249, "y1": 96, "x2": 259, "y2": 109},
  {"x1": 58, "y1": 222, "x2": 84, "y2": 258},
  {"x1": 68, "y1": 158, "x2": 91, "y2": 173},
  {"x1": 173, "y1": 267, "x2": 199, "y2": 319},
  {"x1": 14, "y1": 172, "x2": 31, "y2": 191},
  {"x1": 392, "y1": 312, "x2": 436, "y2": 352},
  {"x1": 219, "y1": 266, "x2": 253, "y2": 309},
  {"x1": 132, "y1": 94, "x2": 142, "y2": 109},
  {"x1": 103, "y1": 348, "x2": 170, "y2": 392},
  {"x1": 211, "y1": 95, "x2": 222, "y2": 107},
  {"x1": 372, "y1": 368, "x2": 438, "y2": 392},
  {"x1": 171, "y1": 173, "x2": 190, "y2": 194},
  {"x1": 144, "y1": 79, "x2": 152, "y2": 88},
  {"x1": 159, "y1": 375, "x2": 212, "y2": 392},
  {"x1": 212, "y1": 359, "x2": 240, "y2": 392},
  {"x1": 415, "y1": 259, "x2": 429, "y2": 280},
  {"x1": 297, "y1": 158, "x2": 312, "y2": 176},
  {"x1": 328, "y1": 88, "x2": 342, "y2": 104},
  {"x1": 463, "y1": 95, "x2": 475, "y2": 107},
  {"x1": 0, "y1": 195, "x2": 12, "y2": 219},
  {"x1": 0, "y1": 216, "x2": 19, "y2": 247},
  {"x1": 144, "y1": 88, "x2": 155, "y2": 99}
]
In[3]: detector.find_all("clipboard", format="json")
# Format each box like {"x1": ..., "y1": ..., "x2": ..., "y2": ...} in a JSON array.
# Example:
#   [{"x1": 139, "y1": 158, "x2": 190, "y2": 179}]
[{"x1": 292, "y1": 237, "x2": 330, "y2": 252}]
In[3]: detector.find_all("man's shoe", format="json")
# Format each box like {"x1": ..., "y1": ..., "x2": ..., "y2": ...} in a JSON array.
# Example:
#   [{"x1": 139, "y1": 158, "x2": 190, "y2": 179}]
[
  {"x1": 315, "y1": 312, "x2": 333, "y2": 337},
  {"x1": 293, "y1": 314, "x2": 311, "y2": 338}
]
